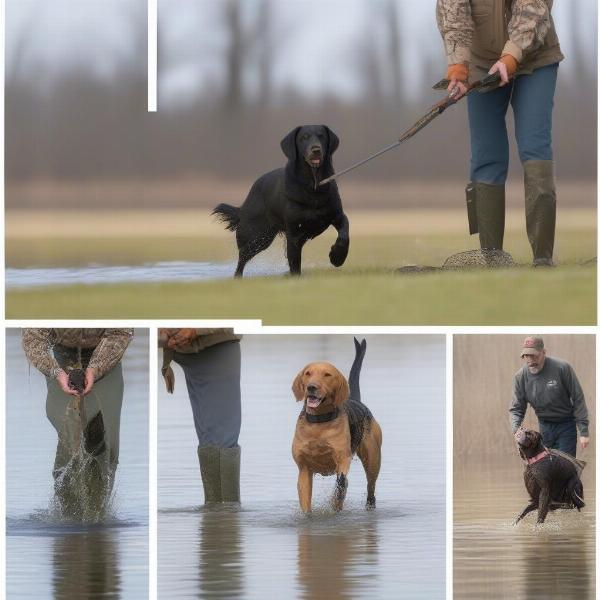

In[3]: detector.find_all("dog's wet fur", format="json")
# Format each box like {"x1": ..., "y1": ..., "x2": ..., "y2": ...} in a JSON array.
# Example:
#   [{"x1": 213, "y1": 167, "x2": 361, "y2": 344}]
[
  {"x1": 515, "y1": 428, "x2": 585, "y2": 524},
  {"x1": 292, "y1": 338, "x2": 382, "y2": 512},
  {"x1": 213, "y1": 125, "x2": 349, "y2": 277}
]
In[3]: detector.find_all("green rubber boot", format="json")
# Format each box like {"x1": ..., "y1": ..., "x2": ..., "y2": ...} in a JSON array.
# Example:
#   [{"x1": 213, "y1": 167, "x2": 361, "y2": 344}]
[
  {"x1": 197, "y1": 446, "x2": 223, "y2": 503},
  {"x1": 524, "y1": 160, "x2": 556, "y2": 267},
  {"x1": 466, "y1": 182, "x2": 505, "y2": 250},
  {"x1": 220, "y1": 446, "x2": 241, "y2": 503}
]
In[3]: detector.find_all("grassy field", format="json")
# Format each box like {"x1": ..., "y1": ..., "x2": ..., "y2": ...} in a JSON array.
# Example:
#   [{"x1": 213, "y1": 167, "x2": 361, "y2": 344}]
[{"x1": 5, "y1": 208, "x2": 596, "y2": 323}]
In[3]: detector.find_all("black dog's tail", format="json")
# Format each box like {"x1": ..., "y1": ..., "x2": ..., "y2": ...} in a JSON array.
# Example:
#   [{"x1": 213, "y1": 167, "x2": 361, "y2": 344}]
[
  {"x1": 349, "y1": 338, "x2": 367, "y2": 403},
  {"x1": 212, "y1": 203, "x2": 240, "y2": 232}
]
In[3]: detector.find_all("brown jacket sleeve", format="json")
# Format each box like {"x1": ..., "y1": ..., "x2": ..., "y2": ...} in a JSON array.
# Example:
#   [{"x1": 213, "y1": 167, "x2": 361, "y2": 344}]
[
  {"x1": 436, "y1": 0, "x2": 474, "y2": 65},
  {"x1": 88, "y1": 329, "x2": 134, "y2": 379},
  {"x1": 504, "y1": 0, "x2": 552, "y2": 62},
  {"x1": 22, "y1": 328, "x2": 59, "y2": 377}
]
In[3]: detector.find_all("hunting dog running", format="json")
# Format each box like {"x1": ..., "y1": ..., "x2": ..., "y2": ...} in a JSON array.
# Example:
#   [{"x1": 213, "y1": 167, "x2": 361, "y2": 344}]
[
  {"x1": 292, "y1": 338, "x2": 382, "y2": 513},
  {"x1": 514, "y1": 427, "x2": 585, "y2": 524},
  {"x1": 213, "y1": 124, "x2": 349, "y2": 277}
]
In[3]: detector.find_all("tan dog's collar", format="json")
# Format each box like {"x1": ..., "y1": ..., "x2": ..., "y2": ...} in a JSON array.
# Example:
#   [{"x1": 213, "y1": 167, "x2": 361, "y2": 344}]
[{"x1": 304, "y1": 407, "x2": 340, "y2": 423}]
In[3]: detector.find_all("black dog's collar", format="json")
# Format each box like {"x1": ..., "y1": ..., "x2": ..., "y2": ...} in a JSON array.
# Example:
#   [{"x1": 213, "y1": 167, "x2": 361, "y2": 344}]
[{"x1": 304, "y1": 407, "x2": 340, "y2": 423}]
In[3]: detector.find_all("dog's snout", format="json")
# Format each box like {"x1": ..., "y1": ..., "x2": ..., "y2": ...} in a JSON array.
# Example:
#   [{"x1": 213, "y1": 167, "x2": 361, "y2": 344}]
[
  {"x1": 310, "y1": 145, "x2": 322, "y2": 155},
  {"x1": 306, "y1": 383, "x2": 318, "y2": 394}
]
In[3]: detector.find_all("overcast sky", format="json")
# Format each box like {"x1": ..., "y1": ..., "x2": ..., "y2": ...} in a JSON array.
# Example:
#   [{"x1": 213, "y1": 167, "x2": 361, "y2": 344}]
[{"x1": 6, "y1": 0, "x2": 597, "y2": 103}]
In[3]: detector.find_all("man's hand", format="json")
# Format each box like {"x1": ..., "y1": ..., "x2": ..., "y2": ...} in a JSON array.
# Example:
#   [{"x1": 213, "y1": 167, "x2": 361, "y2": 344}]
[
  {"x1": 84, "y1": 368, "x2": 96, "y2": 395},
  {"x1": 580, "y1": 436, "x2": 589, "y2": 450},
  {"x1": 56, "y1": 369, "x2": 80, "y2": 397},
  {"x1": 166, "y1": 328, "x2": 197, "y2": 349},
  {"x1": 489, "y1": 54, "x2": 518, "y2": 86},
  {"x1": 445, "y1": 63, "x2": 469, "y2": 100}
]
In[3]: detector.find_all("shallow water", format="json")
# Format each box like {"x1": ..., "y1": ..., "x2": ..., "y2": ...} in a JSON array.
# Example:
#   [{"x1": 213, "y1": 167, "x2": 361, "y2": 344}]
[
  {"x1": 6, "y1": 260, "x2": 288, "y2": 289},
  {"x1": 158, "y1": 334, "x2": 446, "y2": 599},
  {"x1": 6, "y1": 329, "x2": 149, "y2": 599},
  {"x1": 454, "y1": 455, "x2": 596, "y2": 599}
]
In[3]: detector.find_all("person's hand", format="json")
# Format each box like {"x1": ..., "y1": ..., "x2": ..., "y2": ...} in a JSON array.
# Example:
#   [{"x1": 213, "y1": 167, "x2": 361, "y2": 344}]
[
  {"x1": 166, "y1": 328, "x2": 197, "y2": 349},
  {"x1": 445, "y1": 63, "x2": 469, "y2": 100},
  {"x1": 56, "y1": 369, "x2": 80, "y2": 397},
  {"x1": 489, "y1": 54, "x2": 518, "y2": 86},
  {"x1": 580, "y1": 436, "x2": 590, "y2": 450},
  {"x1": 83, "y1": 368, "x2": 96, "y2": 395}
]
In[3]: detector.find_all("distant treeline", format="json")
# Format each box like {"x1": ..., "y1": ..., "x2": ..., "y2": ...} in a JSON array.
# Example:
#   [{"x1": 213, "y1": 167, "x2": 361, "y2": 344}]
[{"x1": 6, "y1": 0, "x2": 597, "y2": 184}]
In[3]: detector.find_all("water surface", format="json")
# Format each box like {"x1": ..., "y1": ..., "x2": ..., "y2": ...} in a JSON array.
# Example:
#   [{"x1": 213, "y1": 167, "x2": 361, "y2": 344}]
[
  {"x1": 158, "y1": 334, "x2": 446, "y2": 599},
  {"x1": 6, "y1": 260, "x2": 288, "y2": 289},
  {"x1": 454, "y1": 455, "x2": 595, "y2": 599},
  {"x1": 6, "y1": 329, "x2": 149, "y2": 599}
]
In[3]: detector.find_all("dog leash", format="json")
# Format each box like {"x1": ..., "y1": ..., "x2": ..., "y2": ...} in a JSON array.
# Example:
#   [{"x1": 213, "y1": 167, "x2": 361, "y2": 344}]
[{"x1": 318, "y1": 72, "x2": 501, "y2": 187}]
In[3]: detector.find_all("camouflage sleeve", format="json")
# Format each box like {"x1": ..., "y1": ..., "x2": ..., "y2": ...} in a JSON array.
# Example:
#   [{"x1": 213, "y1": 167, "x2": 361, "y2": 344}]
[
  {"x1": 504, "y1": 0, "x2": 552, "y2": 62},
  {"x1": 22, "y1": 328, "x2": 60, "y2": 377},
  {"x1": 436, "y1": 0, "x2": 474, "y2": 65},
  {"x1": 87, "y1": 329, "x2": 134, "y2": 379}
]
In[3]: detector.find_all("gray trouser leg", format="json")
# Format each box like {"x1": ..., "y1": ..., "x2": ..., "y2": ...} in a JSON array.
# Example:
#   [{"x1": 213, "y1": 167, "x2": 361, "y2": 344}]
[
  {"x1": 46, "y1": 362, "x2": 124, "y2": 471},
  {"x1": 173, "y1": 341, "x2": 241, "y2": 448},
  {"x1": 46, "y1": 363, "x2": 123, "y2": 518},
  {"x1": 174, "y1": 341, "x2": 242, "y2": 503}
]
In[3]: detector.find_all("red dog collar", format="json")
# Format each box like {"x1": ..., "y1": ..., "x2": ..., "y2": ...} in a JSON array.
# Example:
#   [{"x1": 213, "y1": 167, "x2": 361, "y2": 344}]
[{"x1": 526, "y1": 449, "x2": 550, "y2": 465}]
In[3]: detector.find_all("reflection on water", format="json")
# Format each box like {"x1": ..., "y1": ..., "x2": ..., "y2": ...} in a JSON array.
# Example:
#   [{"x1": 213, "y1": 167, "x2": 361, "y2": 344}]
[
  {"x1": 159, "y1": 335, "x2": 446, "y2": 599},
  {"x1": 454, "y1": 455, "x2": 595, "y2": 599},
  {"x1": 52, "y1": 530, "x2": 121, "y2": 598},
  {"x1": 5, "y1": 329, "x2": 149, "y2": 599},
  {"x1": 296, "y1": 515, "x2": 379, "y2": 600},
  {"x1": 6, "y1": 260, "x2": 287, "y2": 289},
  {"x1": 199, "y1": 509, "x2": 244, "y2": 598}
]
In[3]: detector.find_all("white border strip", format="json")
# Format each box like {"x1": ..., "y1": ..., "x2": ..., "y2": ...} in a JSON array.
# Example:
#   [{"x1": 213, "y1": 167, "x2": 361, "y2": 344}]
[
  {"x1": 446, "y1": 333, "x2": 453, "y2": 600},
  {"x1": 148, "y1": 0, "x2": 157, "y2": 112},
  {"x1": 149, "y1": 328, "x2": 158, "y2": 600}
]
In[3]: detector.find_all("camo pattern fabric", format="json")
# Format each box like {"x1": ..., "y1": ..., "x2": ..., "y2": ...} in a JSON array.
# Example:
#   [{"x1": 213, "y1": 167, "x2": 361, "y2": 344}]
[
  {"x1": 436, "y1": 0, "x2": 474, "y2": 64},
  {"x1": 22, "y1": 328, "x2": 134, "y2": 379},
  {"x1": 508, "y1": 1, "x2": 552, "y2": 55},
  {"x1": 436, "y1": 0, "x2": 552, "y2": 64}
]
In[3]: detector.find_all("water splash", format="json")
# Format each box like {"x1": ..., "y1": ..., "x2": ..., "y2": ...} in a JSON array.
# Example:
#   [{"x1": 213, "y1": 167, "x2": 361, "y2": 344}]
[{"x1": 51, "y1": 420, "x2": 116, "y2": 524}]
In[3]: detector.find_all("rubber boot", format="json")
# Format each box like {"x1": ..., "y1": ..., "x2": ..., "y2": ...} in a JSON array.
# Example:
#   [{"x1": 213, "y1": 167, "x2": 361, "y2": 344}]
[
  {"x1": 220, "y1": 446, "x2": 241, "y2": 503},
  {"x1": 467, "y1": 182, "x2": 505, "y2": 250},
  {"x1": 524, "y1": 160, "x2": 556, "y2": 267},
  {"x1": 197, "y1": 446, "x2": 223, "y2": 503}
]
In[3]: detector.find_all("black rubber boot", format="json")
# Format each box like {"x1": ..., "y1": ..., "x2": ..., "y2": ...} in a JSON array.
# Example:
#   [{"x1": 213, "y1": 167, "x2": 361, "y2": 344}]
[
  {"x1": 524, "y1": 160, "x2": 556, "y2": 267},
  {"x1": 466, "y1": 182, "x2": 505, "y2": 250}
]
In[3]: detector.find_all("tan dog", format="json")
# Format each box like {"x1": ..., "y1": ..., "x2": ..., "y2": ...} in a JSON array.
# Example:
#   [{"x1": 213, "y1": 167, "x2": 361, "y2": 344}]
[{"x1": 291, "y1": 339, "x2": 382, "y2": 512}]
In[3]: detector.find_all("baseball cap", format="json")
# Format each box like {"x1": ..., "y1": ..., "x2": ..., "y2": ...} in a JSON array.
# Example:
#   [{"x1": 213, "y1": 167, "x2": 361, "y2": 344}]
[{"x1": 521, "y1": 336, "x2": 544, "y2": 357}]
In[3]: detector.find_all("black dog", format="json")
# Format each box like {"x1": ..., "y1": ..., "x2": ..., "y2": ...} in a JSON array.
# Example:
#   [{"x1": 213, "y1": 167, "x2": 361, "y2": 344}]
[
  {"x1": 213, "y1": 125, "x2": 349, "y2": 277},
  {"x1": 514, "y1": 428, "x2": 585, "y2": 524}
]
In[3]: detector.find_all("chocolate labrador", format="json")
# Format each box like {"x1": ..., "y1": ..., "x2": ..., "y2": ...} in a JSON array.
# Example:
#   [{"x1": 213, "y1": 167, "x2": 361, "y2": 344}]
[
  {"x1": 514, "y1": 428, "x2": 585, "y2": 524},
  {"x1": 213, "y1": 125, "x2": 349, "y2": 277}
]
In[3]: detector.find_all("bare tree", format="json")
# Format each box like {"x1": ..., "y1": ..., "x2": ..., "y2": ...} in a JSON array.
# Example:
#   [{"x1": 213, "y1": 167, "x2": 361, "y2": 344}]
[{"x1": 222, "y1": 0, "x2": 244, "y2": 112}]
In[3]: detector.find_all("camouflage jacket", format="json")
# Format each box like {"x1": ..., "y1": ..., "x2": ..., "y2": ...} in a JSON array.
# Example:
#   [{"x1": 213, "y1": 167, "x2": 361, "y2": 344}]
[
  {"x1": 436, "y1": 0, "x2": 563, "y2": 75},
  {"x1": 22, "y1": 328, "x2": 134, "y2": 379}
]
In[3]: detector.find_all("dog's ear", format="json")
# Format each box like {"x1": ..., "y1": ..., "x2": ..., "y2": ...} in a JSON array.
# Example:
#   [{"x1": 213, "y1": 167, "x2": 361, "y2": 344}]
[
  {"x1": 292, "y1": 367, "x2": 306, "y2": 401},
  {"x1": 281, "y1": 127, "x2": 301, "y2": 161},
  {"x1": 332, "y1": 369, "x2": 350, "y2": 406},
  {"x1": 324, "y1": 126, "x2": 340, "y2": 155}
]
